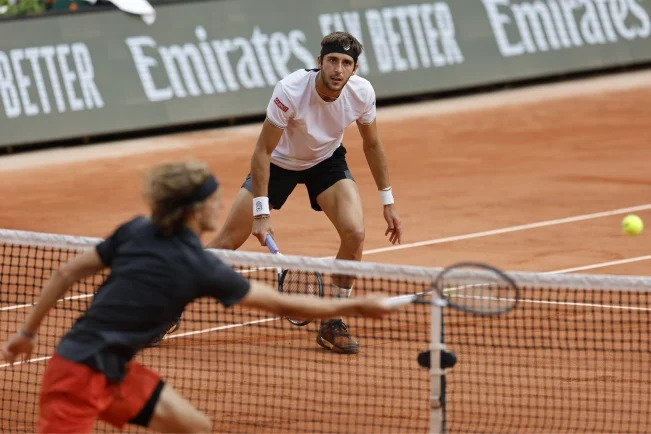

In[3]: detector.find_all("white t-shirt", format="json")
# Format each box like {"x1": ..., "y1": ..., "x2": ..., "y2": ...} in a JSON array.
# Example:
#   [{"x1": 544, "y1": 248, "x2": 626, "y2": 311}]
[{"x1": 265, "y1": 69, "x2": 377, "y2": 171}]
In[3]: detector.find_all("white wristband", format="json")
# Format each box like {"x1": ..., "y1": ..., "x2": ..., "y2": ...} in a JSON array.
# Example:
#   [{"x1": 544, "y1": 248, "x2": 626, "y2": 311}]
[
  {"x1": 379, "y1": 187, "x2": 394, "y2": 206},
  {"x1": 253, "y1": 197, "x2": 270, "y2": 216}
]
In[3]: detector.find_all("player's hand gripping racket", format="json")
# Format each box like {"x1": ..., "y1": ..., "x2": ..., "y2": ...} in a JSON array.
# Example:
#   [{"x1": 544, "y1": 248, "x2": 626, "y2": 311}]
[
  {"x1": 265, "y1": 234, "x2": 325, "y2": 326},
  {"x1": 383, "y1": 262, "x2": 519, "y2": 316}
]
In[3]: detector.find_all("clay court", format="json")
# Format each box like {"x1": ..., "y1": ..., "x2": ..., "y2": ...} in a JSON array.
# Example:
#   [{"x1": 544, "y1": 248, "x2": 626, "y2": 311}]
[{"x1": 1, "y1": 70, "x2": 650, "y2": 433}]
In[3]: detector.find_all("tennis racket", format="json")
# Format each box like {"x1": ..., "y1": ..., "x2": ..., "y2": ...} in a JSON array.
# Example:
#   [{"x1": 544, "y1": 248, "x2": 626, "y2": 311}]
[
  {"x1": 265, "y1": 234, "x2": 325, "y2": 326},
  {"x1": 384, "y1": 262, "x2": 519, "y2": 316}
]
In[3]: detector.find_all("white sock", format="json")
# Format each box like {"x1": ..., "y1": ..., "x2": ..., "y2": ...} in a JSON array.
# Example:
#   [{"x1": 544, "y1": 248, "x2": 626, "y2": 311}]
[{"x1": 331, "y1": 282, "x2": 353, "y2": 298}]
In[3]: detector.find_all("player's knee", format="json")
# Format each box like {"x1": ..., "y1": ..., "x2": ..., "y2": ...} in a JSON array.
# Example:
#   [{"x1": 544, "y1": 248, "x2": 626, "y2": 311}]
[
  {"x1": 150, "y1": 388, "x2": 212, "y2": 433},
  {"x1": 341, "y1": 228, "x2": 365, "y2": 252},
  {"x1": 174, "y1": 414, "x2": 212, "y2": 434},
  {"x1": 191, "y1": 414, "x2": 212, "y2": 433}
]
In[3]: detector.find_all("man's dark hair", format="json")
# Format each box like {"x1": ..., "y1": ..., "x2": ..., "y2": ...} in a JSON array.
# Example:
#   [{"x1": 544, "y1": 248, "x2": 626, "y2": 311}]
[{"x1": 320, "y1": 32, "x2": 363, "y2": 64}]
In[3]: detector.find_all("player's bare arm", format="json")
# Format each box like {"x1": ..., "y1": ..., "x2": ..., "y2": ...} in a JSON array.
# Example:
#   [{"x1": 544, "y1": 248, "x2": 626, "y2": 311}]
[
  {"x1": 250, "y1": 120, "x2": 284, "y2": 245},
  {"x1": 357, "y1": 119, "x2": 403, "y2": 245},
  {"x1": 239, "y1": 281, "x2": 394, "y2": 320},
  {"x1": 2, "y1": 250, "x2": 105, "y2": 365}
]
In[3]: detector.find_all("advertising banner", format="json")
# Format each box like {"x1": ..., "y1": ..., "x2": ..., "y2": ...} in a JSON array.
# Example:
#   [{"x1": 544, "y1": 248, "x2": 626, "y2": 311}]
[{"x1": 1, "y1": 0, "x2": 650, "y2": 148}]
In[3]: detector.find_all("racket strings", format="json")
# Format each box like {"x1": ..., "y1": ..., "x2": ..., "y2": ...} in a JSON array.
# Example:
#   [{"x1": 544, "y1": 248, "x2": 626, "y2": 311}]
[
  {"x1": 440, "y1": 277, "x2": 518, "y2": 315},
  {"x1": 279, "y1": 269, "x2": 325, "y2": 326},
  {"x1": 281, "y1": 271, "x2": 321, "y2": 296}
]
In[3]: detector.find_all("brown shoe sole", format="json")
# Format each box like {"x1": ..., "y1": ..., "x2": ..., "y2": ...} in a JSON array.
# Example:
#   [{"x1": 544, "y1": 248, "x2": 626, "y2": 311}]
[{"x1": 316, "y1": 335, "x2": 360, "y2": 354}]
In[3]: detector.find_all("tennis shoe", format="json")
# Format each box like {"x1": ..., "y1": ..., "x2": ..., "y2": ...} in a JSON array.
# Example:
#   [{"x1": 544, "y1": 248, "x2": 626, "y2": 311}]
[{"x1": 316, "y1": 319, "x2": 359, "y2": 354}]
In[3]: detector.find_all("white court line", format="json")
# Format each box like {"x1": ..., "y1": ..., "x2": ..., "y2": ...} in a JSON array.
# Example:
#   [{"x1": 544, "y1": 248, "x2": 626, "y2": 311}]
[
  {"x1": 164, "y1": 317, "x2": 279, "y2": 340},
  {"x1": 5, "y1": 246, "x2": 650, "y2": 314},
  {"x1": 543, "y1": 255, "x2": 651, "y2": 274},
  {"x1": 0, "y1": 356, "x2": 51, "y2": 369},
  {"x1": 3, "y1": 206, "x2": 651, "y2": 368},
  {"x1": 517, "y1": 297, "x2": 651, "y2": 311},
  {"x1": 2, "y1": 203, "x2": 651, "y2": 313},
  {"x1": 0, "y1": 266, "x2": 271, "y2": 312},
  {"x1": 3, "y1": 71, "x2": 651, "y2": 367},
  {"x1": 0, "y1": 293, "x2": 93, "y2": 312},
  {"x1": 3, "y1": 255, "x2": 650, "y2": 369},
  {"x1": 0, "y1": 319, "x2": 280, "y2": 368},
  {"x1": 449, "y1": 294, "x2": 651, "y2": 312},
  {"x1": 358, "y1": 204, "x2": 651, "y2": 256}
]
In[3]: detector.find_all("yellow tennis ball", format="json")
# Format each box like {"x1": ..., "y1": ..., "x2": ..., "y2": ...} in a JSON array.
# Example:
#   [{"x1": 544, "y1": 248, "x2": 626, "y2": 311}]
[{"x1": 622, "y1": 214, "x2": 643, "y2": 236}]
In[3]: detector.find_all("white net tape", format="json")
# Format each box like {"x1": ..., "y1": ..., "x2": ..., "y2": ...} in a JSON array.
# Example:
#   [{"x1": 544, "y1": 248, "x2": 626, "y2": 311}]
[{"x1": 2, "y1": 228, "x2": 651, "y2": 292}]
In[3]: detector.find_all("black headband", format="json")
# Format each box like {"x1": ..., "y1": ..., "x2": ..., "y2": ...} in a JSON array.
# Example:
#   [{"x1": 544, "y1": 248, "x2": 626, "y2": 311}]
[
  {"x1": 179, "y1": 174, "x2": 219, "y2": 207},
  {"x1": 320, "y1": 42, "x2": 358, "y2": 63}
]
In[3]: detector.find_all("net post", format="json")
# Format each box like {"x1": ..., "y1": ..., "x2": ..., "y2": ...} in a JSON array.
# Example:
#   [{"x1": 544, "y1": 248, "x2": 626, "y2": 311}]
[{"x1": 430, "y1": 298, "x2": 445, "y2": 434}]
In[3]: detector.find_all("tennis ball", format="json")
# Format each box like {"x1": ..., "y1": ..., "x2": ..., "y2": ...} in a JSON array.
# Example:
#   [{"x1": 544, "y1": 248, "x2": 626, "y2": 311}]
[{"x1": 622, "y1": 214, "x2": 643, "y2": 236}]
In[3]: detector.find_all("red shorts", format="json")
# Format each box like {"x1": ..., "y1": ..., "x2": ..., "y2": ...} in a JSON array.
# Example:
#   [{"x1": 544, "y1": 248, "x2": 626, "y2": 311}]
[{"x1": 37, "y1": 353, "x2": 161, "y2": 434}]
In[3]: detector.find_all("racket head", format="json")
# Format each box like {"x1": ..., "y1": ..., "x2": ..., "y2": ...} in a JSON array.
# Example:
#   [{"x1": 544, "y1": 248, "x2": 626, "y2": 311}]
[
  {"x1": 278, "y1": 269, "x2": 325, "y2": 326},
  {"x1": 433, "y1": 262, "x2": 519, "y2": 316}
]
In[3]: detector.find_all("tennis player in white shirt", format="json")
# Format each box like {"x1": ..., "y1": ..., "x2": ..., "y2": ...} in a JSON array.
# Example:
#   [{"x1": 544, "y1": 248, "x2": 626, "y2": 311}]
[{"x1": 206, "y1": 31, "x2": 403, "y2": 354}]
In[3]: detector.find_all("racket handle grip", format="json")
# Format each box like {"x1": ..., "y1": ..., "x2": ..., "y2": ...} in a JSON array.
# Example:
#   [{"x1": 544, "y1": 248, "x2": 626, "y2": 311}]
[
  {"x1": 265, "y1": 234, "x2": 280, "y2": 254},
  {"x1": 382, "y1": 294, "x2": 417, "y2": 309}
]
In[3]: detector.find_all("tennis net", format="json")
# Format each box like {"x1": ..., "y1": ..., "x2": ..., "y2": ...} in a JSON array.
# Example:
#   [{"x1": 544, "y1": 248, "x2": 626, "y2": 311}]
[{"x1": 1, "y1": 228, "x2": 650, "y2": 433}]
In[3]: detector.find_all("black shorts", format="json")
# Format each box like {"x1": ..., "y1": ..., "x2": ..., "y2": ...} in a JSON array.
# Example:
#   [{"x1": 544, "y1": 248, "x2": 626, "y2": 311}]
[{"x1": 242, "y1": 144, "x2": 355, "y2": 211}]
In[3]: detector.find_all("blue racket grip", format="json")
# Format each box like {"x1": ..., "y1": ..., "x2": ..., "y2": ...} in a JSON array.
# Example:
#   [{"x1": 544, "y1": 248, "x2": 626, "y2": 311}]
[{"x1": 265, "y1": 234, "x2": 280, "y2": 254}]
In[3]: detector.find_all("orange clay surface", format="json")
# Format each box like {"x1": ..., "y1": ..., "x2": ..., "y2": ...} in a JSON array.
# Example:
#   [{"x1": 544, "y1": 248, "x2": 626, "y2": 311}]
[{"x1": 1, "y1": 70, "x2": 650, "y2": 433}]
